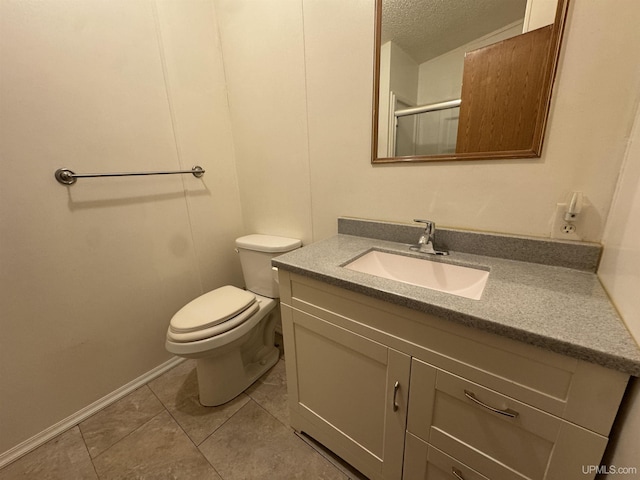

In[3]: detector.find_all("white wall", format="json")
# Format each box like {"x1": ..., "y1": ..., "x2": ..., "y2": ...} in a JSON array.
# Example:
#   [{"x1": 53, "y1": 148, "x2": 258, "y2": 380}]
[
  {"x1": 0, "y1": 0, "x2": 244, "y2": 456},
  {"x1": 523, "y1": 0, "x2": 558, "y2": 32},
  {"x1": 388, "y1": 43, "x2": 419, "y2": 106},
  {"x1": 222, "y1": 0, "x2": 640, "y2": 243},
  {"x1": 317, "y1": 0, "x2": 640, "y2": 242},
  {"x1": 599, "y1": 98, "x2": 640, "y2": 475},
  {"x1": 214, "y1": 0, "x2": 313, "y2": 245},
  {"x1": 600, "y1": 107, "x2": 640, "y2": 343}
]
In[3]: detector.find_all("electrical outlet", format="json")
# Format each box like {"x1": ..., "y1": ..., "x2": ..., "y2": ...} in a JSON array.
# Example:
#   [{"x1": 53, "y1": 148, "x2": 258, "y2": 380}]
[{"x1": 551, "y1": 203, "x2": 581, "y2": 240}]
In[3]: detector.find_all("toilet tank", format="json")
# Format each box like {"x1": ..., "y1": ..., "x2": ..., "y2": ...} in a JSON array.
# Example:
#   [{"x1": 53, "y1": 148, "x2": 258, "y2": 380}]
[{"x1": 235, "y1": 234, "x2": 301, "y2": 298}]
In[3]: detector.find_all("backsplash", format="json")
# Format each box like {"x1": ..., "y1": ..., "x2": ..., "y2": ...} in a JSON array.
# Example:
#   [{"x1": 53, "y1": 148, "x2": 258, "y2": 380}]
[{"x1": 337, "y1": 217, "x2": 602, "y2": 272}]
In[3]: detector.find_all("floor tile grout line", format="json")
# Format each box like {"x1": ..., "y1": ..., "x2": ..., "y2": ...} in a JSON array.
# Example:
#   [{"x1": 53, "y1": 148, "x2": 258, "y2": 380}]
[
  {"x1": 76, "y1": 426, "x2": 101, "y2": 480},
  {"x1": 88, "y1": 408, "x2": 168, "y2": 466},
  {"x1": 192, "y1": 397, "x2": 259, "y2": 480},
  {"x1": 195, "y1": 437, "x2": 225, "y2": 480},
  {"x1": 78, "y1": 384, "x2": 167, "y2": 458},
  {"x1": 145, "y1": 381, "x2": 183, "y2": 438},
  {"x1": 144, "y1": 375, "x2": 229, "y2": 479},
  {"x1": 144, "y1": 370, "x2": 214, "y2": 449},
  {"x1": 248, "y1": 392, "x2": 293, "y2": 431},
  {"x1": 144, "y1": 360, "x2": 261, "y2": 449},
  {"x1": 195, "y1": 438, "x2": 226, "y2": 480},
  {"x1": 142, "y1": 361, "x2": 258, "y2": 477},
  {"x1": 155, "y1": 357, "x2": 288, "y2": 449},
  {"x1": 195, "y1": 394, "x2": 254, "y2": 448},
  {"x1": 90, "y1": 374, "x2": 227, "y2": 480}
]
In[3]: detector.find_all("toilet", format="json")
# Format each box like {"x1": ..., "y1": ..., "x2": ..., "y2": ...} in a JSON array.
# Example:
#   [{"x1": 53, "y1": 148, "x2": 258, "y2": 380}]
[{"x1": 165, "y1": 234, "x2": 301, "y2": 406}]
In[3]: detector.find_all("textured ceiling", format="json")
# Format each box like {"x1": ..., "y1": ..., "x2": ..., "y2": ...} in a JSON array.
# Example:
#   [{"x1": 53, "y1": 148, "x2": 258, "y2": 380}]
[{"x1": 382, "y1": 0, "x2": 528, "y2": 64}]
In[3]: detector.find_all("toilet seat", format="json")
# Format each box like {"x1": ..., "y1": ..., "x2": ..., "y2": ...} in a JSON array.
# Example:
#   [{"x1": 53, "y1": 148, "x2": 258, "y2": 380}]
[
  {"x1": 168, "y1": 286, "x2": 258, "y2": 343},
  {"x1": 166, "y1": 294, "x2": 277, "y2": 357}
]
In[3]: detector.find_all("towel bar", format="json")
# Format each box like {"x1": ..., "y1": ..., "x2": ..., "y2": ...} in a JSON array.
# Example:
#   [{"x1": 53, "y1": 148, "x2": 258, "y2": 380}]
[{"x1": 54, "y1": 166, "x2": 205, "y2": 185}]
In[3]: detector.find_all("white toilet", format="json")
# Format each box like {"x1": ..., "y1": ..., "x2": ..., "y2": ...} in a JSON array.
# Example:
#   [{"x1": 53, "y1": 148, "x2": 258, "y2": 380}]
[{"x1": 165, "y1": 234, "x2": 301, "y2": 406}]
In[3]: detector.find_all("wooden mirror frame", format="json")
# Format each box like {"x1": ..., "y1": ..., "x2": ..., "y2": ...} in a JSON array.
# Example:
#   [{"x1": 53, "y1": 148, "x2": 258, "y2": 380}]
[{"x1": 371, "y1": 0, "x2": 570, "y2": 164}]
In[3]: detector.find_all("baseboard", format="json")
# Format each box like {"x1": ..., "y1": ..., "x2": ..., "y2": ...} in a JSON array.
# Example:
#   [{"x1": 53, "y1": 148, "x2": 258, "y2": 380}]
[{"x1": 0, "y1": 356, "x2": 185, "y2": 469}]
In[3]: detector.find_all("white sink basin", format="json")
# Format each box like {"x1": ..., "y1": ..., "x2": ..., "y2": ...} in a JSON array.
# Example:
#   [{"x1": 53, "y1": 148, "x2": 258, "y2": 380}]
[{"x1": 344, "y1": 250, "x2": 489, "y2": 300}]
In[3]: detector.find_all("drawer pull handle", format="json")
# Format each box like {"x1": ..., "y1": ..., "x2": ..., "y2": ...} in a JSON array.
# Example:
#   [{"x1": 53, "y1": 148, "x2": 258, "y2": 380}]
[
  {"x1": 464, "y1": 390, "x2": 519, "y2": 418},
  {"x1": 452, "y1": 467, "x2": 465, "y2": 480},
  {"x1": 393, "y1": 381, "x2": 400, "y2": 411}
]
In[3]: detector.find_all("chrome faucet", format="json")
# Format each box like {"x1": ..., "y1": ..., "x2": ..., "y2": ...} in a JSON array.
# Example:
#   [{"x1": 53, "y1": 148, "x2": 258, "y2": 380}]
[{"x1": 410, "y1": 219, "x2": 449, "y2": 255}]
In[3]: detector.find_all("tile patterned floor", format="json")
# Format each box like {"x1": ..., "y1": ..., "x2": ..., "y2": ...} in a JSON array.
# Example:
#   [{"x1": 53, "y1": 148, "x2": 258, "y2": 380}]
[{"x1": 0, "y1": 358, "x2": 366, "y2": 480}]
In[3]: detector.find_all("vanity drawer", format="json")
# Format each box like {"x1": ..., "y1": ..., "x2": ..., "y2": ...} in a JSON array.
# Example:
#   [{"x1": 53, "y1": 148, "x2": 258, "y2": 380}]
[
  {"x1": 407, "y1": 358, "x2": 608, "y2": 480},
  {"x1": 404, "y1": 432, "x2": 489, "y2": 480},
  {"x1": 282, "y1": 272, "x2": 628, "y2": 436}
]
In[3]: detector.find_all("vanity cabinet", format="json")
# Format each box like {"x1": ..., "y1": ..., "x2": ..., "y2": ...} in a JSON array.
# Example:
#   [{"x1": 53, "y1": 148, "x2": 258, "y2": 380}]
[
  {"x1": 279, "y1": 271, "x2": 629, "y2": 480},
  {"x1": 283, "y1": 307, "x2": 410, "y2": 480}
]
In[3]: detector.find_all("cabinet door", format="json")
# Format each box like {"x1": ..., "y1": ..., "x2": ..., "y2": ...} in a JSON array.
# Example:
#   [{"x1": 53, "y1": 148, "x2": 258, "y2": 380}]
[{"x1": 282, "y1": 305, "x2": 411, "y2": 480}]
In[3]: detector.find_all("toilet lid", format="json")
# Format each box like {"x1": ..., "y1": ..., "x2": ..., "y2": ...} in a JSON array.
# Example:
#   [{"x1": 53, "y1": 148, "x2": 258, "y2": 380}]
[
  {"x1": 169, "y1": 285, "x2": 257, "y2": 333},
  {"x1": 167, "y1": 301, "x2": 260, "y2": 342}
]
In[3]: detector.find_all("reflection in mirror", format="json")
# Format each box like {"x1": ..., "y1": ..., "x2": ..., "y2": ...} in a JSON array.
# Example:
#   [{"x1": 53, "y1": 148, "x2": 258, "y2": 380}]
[{"x1": 372, "y1": 0, "x2": 568, "y2": 164}]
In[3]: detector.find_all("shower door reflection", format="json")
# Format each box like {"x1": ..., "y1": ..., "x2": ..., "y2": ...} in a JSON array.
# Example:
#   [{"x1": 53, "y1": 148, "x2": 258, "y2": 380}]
[{"x1": 394, "y1": 102, "x2": 460, "y2": 157}]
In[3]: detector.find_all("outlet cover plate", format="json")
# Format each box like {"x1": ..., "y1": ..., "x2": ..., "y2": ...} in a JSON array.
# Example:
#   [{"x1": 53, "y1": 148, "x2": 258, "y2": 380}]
[{"x1": 551, "y1": 203, "x2": 581, "y2": 240}]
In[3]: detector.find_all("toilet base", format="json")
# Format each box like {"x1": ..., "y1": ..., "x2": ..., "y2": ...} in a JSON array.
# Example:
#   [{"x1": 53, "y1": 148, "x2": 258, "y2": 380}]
[
  {"x1": 166, "y1": 291, "x2": 281, "y2": 407},
  {"x1": 196, "y1": 345, "x2": 279, "y2": 406},
  {"x1": 191, "y1": 305, "x2": 281, "y2": 407}
]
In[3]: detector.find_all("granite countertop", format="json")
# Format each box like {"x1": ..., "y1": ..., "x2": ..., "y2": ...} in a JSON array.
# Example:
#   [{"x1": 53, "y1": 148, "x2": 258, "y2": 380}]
[{"x1": 273, "y1": 233, "x2": 640, "y2": 377}]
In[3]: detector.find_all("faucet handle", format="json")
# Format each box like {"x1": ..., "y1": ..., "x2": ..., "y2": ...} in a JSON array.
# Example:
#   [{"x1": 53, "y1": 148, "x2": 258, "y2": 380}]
[
  {"x1": 411, "y1": 219, "x2": 448, "y2": 255},
  {"x1": 413, "y1": 219, "x2": 434, "y2": 233}
]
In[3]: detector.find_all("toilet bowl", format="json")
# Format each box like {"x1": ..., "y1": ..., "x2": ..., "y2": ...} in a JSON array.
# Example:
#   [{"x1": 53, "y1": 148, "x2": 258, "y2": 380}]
[{"x1": 165, "y1": 234, "x2": 300, "y2": 406}]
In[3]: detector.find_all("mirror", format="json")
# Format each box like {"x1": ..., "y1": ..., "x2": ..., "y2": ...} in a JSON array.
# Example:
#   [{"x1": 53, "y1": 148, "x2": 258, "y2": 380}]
[{"x1": 372, "y1": 0, "x2": 569, "y2": 164}]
